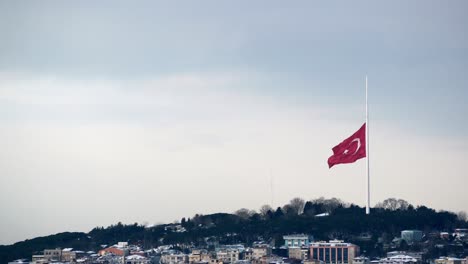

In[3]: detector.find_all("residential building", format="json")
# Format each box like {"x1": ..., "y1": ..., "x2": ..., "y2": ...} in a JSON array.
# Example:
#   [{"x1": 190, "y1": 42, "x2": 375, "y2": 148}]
[
  {"x1": 118, "y1": 242, "x2": 129, "y2": 248},
  {"x1": 353, "y1": 257, "x2": 369, "y2": 264},
  {"x1": 454, "y1": 228, "x2": 468, "y2": 236},
  {"x1": 189, "y1": 252, "x2": 202, "y2": 263},
  {"x1": 62, "y1": 248, "x2": 77, "y2": 262},
  {"x1": 252, "y1": 246, "x2": 272, "y2": 259},
  {"x1": 309, "y1": 240, "x2": 359, "y2": 264},
  {"x1": 283, "y1": 234, "x2": 314, "y2": 248},
  {"x1": 379, "y1": 255, "x2": 419, "y2": 264},
  {"x1": 435, "y1": 257, "x2": 463, "y2": 264},
  {"x1": 216, "y1": 251, "x2": 228, "y2": 263},
  {"x1": 43, "y1": 248, "x2": 62, "y2": 262},
  {"x1": 288, "y1": 247, "x2": 308, "y2": 260},
  {"x1": 187, "y1": 250, "x2": 211, "y2": 263},
  {"x1": 126, "y1": 255, "x2": 150, "y2": 264},
  {"x1": 440, "y1": 232, "x2": 450, "y2": 239},
  {"x1": 251, "y1": 256, "x2": 283, "y2": 264},
  {"x1": 227, "y1": 250, "x2": 240, "y2": 263},
  {"x1": 400, "y1": 230, "x2": 423, "y2": 244},
  {"x1": 31, "y1": 255, "x2": 45, "y2": 264},
  {"x1": 242, "y1": 249, "x2": 253, "y2": 260},
  {"x1": 386, "y1": 252, "x2": 422, "y2": 262},
  {"x1": 99, "y1": 247, "x2": 125, "y2": 256},
  {"x1": 161, "y1": 253, "x2": 187, "y2": 264}
]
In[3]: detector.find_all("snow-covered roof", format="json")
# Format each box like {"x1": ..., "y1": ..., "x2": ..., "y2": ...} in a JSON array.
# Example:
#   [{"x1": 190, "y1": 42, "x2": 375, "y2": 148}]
[
  {"x1": 10, "y1": 260, "x2": 29, "y2": 264},
  {"x1": 126, "y1": 255, "x2": 147, "y2": 260},
  {"x1": 354, "y1": 257, "x2": 370, "y2": 260},
  {"x1": 380, "y1": 255, "x2": 418, "y2": 263},
  {"x1": 63, "y1": 248, "x2": 73, "y2": 252},
  {"x1": 315, "y1": 213, "x2": 329, "y2": 217}
]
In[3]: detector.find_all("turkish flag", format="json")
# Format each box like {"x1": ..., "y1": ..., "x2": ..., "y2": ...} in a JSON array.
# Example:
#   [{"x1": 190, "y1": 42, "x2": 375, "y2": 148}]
[{"x1": 328, "y1": 123, "x2": 366, "y2": 168}]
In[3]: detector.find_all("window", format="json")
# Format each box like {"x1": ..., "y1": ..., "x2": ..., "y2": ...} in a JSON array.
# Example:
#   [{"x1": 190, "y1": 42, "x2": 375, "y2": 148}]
[
  {"x1": 331, "y1": 248, "x2": 336, "y2": 263},
  {"x1": 312, "y1": 248, "x2": 318, "y2": 260},
  {"x1": 343, "y1": 248, "x2": 348, "y2": 263},
  {"x1": 325, "y1": 248, "x2": 330, "y2": 263}
]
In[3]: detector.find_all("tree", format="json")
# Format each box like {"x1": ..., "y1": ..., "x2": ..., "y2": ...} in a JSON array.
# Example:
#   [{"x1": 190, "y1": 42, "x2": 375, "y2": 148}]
[
  {"x1": 289, "y1": 197, "x2": 306, "y2": 215},
  {"x1": 322, "y1": 197, "x2": 345, "y2": 213},
  {"x1": 376, "y1": 198, "x2": 411, "y2": 211},
  {"x1": 259, "y1": 205, "x2": 273, "y2": 217},
  {"x1": 235, "y1": 208, "x2": 255, "y2": 219},
  {"x1": 282, "y1": 204, "x2": 296, "y2": 216},
  {"x1": 309, "y1": 197, "x2": 345, "y2": 214},
  {"x1": 396, "y1": 199, "x2": 410, "y2": 210},
  {"x1": 273, "y1": 207, "x2": 284, "y2": 218},
  {"x1": 457, "y1": 211, "x2": 467, "y2": 222},
  {"x1": 303, "y1": 201, "x2": 315, "y2": 216}
]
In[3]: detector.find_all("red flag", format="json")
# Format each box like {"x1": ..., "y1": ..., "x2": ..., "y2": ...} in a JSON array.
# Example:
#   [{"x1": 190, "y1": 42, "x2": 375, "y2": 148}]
[{"x1": 328, "y1": 123, "x2": 366, "y2": 168}]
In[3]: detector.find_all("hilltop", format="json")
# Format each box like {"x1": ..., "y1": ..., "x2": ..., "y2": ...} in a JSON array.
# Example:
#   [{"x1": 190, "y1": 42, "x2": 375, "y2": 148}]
[{"x1": 1, "y1": 197, "x2": 467, "y2": 263}]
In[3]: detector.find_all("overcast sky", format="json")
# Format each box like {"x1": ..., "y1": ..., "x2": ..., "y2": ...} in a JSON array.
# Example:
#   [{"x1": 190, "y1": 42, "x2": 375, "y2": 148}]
[{"x1": 1, "y1": 1, "x2": 467, "y2": 245}]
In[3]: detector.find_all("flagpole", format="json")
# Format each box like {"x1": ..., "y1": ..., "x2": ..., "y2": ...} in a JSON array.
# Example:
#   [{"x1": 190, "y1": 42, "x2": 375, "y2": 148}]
[{"x1": 365, "y1": 76, "x2": 370, "y2": 215}]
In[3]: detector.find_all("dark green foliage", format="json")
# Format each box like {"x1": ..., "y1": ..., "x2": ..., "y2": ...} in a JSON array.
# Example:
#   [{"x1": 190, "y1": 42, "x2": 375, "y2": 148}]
[
  {"x1": 0, "y1": 232, "x2": 92, "y2": 264},
  {"x1": 1, "y1": 199, "x2": 467, "y2": 263}
]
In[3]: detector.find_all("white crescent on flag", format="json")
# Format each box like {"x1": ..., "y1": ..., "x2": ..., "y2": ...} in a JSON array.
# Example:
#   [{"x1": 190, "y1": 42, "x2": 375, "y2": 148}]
[{"x1": 343, "y1": 138, "x2": 361, "y2": 155}]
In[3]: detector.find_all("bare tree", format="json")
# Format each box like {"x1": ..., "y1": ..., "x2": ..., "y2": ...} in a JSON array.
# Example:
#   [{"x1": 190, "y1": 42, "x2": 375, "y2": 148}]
[
  {"x1": 282, "y1": 204, "x2": 296, "y2": 215},
  {"x1": 259, "y1": 204, "x2": 273, "y2": 216},
  {"x1": 376, "y1": 198, "x2": 412, "y2": 211},
  {"x1": 397, "y1": 199, "x2": 410, "y2": 210},
  {"x1": 457, "y1": 211, "x2": 467, "y2": 222},
  {"x1": 322, "y1": 197, "x2": 344, "y2": 213},
  {"x1": 235, "y1": 208, "x2": 256, "y2": 219},
  {"x1": 289, "y1": 197, "x2": 306, "y2": 215}
]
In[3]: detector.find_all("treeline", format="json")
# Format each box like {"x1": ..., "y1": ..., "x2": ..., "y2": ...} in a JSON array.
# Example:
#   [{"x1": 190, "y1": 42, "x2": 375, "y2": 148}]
[{"x1": 1, "y1": 198, "x2": 467, "y2": 263}]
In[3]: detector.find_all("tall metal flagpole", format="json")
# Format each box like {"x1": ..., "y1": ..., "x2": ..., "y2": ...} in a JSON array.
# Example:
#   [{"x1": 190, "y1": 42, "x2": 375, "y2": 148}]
[{"x1": 366, "y1": 76, "x2": 370, "y2": 215}]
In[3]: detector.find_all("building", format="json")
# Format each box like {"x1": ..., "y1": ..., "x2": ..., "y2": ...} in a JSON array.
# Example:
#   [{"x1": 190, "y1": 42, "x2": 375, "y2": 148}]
[
  {"x1": 283, "y1": 234, "x2": 314, "y2": 248},
  {"x1": 216, "y1": 251, "x2": 228, "y2": 263},
  {"x1": 386, "y1": 252, "x2": 422, "y2": 262},
  {"x1": 161, "y1": 253, "x2": 187, "y2": 264},
  {"x1": 43, "y1": 248, "x2": 62, "y2": 262},
  {"x1": 8, "y1": 260, "x2": 30, "y2": 264},
  {"x1": 189, "y1": 251, "x2": 204, "y2": 263},
  {"x1": 379, "y1": 255, "x2": 419, "y2": 264},
  {"x1": 61, "y1": 248, "x2": 77, "y2": 262},
  {"x1": 288, "y1": 247, "x2": 308, "y2": 260},
  {"x1": 435, "y1": 257, "x2": 464, "y2": 264},
  {"x1": 215, "y1": 249, "x2": 239, "y2": 263},
  {"x1": 242, "y1": 249, "x2": 253, "y2": 260},
  {"x1": 440, "y1": 232, "x2": 450, "y2": 239},
  {"x1": 252, "y1": 246, "x2": 272, "y2": 260},
  {"x1": 400, "y1": 230, "x2": 423, "y2": 244},
  {"x1": 98, "y1": 247, "x2": 125, "y2": 256},
  {"x1": 353, "y1": 257, "x2": 370, "y2": 264},
  {"x1": 31, "y1": 255, "x2": 45, "y2": 264},
  {"x1": 303, "y1": 260, "x2": 325, "y2": 264},
  {"x1": 251, "y1": 256, "x2": 284, "y2": 264},
  {"x1": 309, "y1": 240, "x2": 359, "y2": 264},
  {"x1": 189, "y1": 254, "x2": 201, "y2": 263},
  {"x1": 126, "y1": 255, "x2": 150, "y2": 264},
  {"x1": 227, "y1": 250, "x2": 240, "y2": 263}
]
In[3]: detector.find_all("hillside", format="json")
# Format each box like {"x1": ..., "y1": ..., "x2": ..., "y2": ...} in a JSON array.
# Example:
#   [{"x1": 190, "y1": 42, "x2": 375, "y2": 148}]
[{"x1": 1, "y1": 198, "x2": 467, "y2": 263}]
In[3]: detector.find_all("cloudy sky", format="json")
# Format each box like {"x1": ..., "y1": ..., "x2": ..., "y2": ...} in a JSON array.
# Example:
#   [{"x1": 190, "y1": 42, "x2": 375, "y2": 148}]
[{"x1": 0, "y1": 1, "x2": 467, "y2": 245}]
